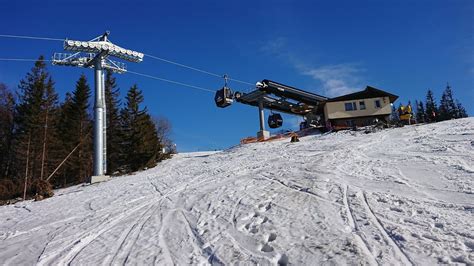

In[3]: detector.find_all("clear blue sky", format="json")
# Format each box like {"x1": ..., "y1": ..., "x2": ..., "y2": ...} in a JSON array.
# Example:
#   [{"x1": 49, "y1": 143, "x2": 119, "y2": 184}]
[{"x1": 0, "y1": 0, "x2": 472, "y2": 151}]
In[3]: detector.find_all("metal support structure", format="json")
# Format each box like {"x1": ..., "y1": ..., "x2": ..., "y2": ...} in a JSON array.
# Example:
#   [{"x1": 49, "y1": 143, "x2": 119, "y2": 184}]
[
  {"x1": 258, "y1": 100, "x2": 265, "y2": 131},
  {"x1": 221, "y1": 79, "x2": 329, "y2": 136},
  {"x1": 101, "y1": 34, "x2": 108, "y2": 175},
  {"x1": 101, "y1": 70, "x2": 107, "y2": 174},
  {"x1": 93, "y1": 58, "x2": 105, "y2": 176},
  {"x1": 257, "y1": 99, "x2": 270, "y2": 140},
  {"x1": 52, "y1": 31, "x2": 143, "y2": 183}
]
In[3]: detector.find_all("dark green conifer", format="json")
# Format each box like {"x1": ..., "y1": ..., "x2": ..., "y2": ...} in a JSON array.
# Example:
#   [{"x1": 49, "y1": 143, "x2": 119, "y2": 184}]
[
  {"x1": 424, "y1": 89, "x2": 438, "y2": 122},
  {"x1": 56, "y1": 74, "x2": 92, "y2": 184},
  {"x1": 120, "y1": 85, "x2": 161, "y2": 172},
  {"x1": 456, "y1": 99, "x2": 468, "y2": 118},
  {"x1": 0, "y1": 84, "x2": 16, "y2": 178},
  {"x1": 439, "y1": 83, "x2": 457, "y2": 120},
  {"x1": 104, "y1": 70, "x2": 123, "y2": 174},
  {"x1": 415, "y1": 100, "x2": 425, "y2": 123},
  {"x1": 15, "y1": 56, "x2": 59, "y2": 181},
  {"x1": 390, "y1": 104, "x2": 399, "y2": 123}
]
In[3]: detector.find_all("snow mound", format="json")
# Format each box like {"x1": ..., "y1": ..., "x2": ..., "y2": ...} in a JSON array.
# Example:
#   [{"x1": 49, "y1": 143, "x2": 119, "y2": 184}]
[{"x1": 1, "y1": 118, "x2": 473, "y2": 265}]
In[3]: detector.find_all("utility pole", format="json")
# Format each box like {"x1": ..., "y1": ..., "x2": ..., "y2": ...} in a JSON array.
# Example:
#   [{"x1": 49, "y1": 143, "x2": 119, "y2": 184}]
[{"x1": 52, "y1": 31, "x2": 143, "y2": 183}]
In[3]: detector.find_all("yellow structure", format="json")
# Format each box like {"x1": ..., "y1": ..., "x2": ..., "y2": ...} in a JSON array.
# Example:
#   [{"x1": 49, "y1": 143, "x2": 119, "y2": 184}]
[{"x1": 398, "y1": 104, "x2": 413, "y2": 124}]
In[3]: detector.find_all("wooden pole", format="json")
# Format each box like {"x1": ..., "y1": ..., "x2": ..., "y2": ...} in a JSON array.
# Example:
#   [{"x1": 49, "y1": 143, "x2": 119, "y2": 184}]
[
  {"x1": 40, "y1": 110, "x2": 49, "y2": 180},
  {"x1": 46, "y1": 130, "x2": 91, "y2": 182},
  {"x1": 23, "y1": 134, "x2": 31, "y2": 201},
  {"x1": 46, "y1": 141, "x2": 81, "y2": 182}
]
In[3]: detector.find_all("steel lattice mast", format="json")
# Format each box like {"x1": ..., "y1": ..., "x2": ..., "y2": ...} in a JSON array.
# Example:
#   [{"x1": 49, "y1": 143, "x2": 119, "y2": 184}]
[{"x1": 52, "y1": 31, "x2": 143, "y2": 182}]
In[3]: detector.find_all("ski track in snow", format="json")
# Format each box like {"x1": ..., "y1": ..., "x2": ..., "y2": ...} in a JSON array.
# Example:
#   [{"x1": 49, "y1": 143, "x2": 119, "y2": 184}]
[
  {"x1": 1, "y1": 118, "x2": 473, "y2": 265},
  {"x1": 342, "y1": 185, "x2": 378, "y2": 266}
]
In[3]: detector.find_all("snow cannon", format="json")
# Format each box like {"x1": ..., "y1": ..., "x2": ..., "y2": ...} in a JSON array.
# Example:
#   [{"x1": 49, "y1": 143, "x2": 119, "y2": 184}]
[
  {"x1": 214, "y1": 86, "x2": 234, "y2": 108},
  {"x1": 398, "y1": 104, "x2": 414, "y2": 124}
]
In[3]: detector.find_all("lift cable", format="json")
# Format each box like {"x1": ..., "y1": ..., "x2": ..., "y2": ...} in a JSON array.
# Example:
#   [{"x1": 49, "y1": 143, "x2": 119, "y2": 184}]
[
  {"x1": 0, "y1": 58, "x2": 53, "y2": 62},
  {"x1": 0, "y1": 33, "x2": 256, "y2": 86},
  {"x1": 121, "y1": 70, "x2": 216, "y2": 93},
  {"x1": 144, "y1": 54, "x2": 254, "y2": 86},
  {"x1": 144, "y1": 53, "x2": 221, "y2": 78},
  {"x1": 0, "y1": 58, "x2": 216, "y2": 94},
  {"x1": 0, "y1": 34, "x2": 64, "y2": 42}
]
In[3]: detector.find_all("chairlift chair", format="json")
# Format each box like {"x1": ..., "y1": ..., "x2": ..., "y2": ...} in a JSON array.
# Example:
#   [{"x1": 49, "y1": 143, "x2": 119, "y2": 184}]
[
  {"x1": 214, "y1": 86, "x2": 234, "y2": 108},
  {"x1": 268, "y1": 113, "x2": 283, "y2": 128}
]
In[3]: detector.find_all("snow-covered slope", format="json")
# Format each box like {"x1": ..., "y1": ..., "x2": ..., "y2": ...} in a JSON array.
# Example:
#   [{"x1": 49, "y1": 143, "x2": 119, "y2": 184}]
[{"x1": 1, "y1": 118, "x2": 473, "y2": 265}]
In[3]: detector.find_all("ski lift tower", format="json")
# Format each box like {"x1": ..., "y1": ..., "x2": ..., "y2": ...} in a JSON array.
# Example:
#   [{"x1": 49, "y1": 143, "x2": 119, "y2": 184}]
[{"x1": 52, "y1": 31, "x2": 143, "y2": 183}]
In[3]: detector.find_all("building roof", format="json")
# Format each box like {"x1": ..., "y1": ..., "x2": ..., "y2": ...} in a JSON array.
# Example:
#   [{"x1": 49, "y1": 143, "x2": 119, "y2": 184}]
[{"x1": 327, "y1": 86, "x2": 398, "y2": 103}]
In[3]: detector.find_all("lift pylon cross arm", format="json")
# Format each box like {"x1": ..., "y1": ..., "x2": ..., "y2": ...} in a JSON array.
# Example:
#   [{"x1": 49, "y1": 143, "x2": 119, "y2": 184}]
[{"x1": 52, "y1": 31, "x2": 143, "y2": 183}]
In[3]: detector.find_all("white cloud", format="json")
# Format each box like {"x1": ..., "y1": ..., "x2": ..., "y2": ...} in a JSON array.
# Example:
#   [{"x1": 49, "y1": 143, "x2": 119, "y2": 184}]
[
  {"x1": 260, "y1": 38, "x2": 364, "y2": 97},
  {"x1": 301, "y1": 64, "x2": 363, "y2": 97}
]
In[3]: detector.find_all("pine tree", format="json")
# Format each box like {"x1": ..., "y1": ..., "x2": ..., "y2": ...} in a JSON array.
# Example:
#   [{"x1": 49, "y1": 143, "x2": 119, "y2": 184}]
[
  {"x1": 390, "y1": 104, "x2": 399, "y2": 123},
  {"x1": 439, "y1": 83, "x2": 457, "y2": 121},
  {"x1": 104, "y1": 70, "x2": 123, "y2": 174},
  {"x1": 71, "y1": 74, "x2": 93, "y2": 182},
  {"x1": 56, "y1": 74, "x2": 92, "y2": 185},
  {"x1": 120, "y1": 85, "x2": 161, "y2": 172},
  {"x1": 0, "y1": 84, "x2": 16, "y2": 178},
  {"x1": 14, "y1": 56, "x2": 59, "y2": 182},
  {"x1": 56, "y1": 93, "x2": 73, "y2": 185},
  {"x1": 415, "y1": 100, "x2": 425, "y2": 123},
  {"x1": 424, "y1": 89, "x2": 438, "y2": 123},
  {"x1": 456, "y1": 99, "x2": 468, "y2": 118},
  {"x1": 40, "y1": 78, "x2": 60, "y2": 180}
]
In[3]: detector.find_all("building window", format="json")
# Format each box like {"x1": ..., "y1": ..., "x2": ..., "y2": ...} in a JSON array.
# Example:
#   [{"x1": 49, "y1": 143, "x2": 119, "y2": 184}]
[
  {"x1": 345, "y1": 102, "x2": 357, "y2": 111},
  {"x1": 359, "y1": 101, "x2": 366, "y2": 110},
  {"x1": 374, "y1": 100, "x2": 381, "y2": 108}
]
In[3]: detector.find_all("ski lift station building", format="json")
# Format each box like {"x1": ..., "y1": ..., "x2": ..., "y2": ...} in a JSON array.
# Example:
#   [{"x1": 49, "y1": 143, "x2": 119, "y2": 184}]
[{"x1": 324, "y1": 86, "x2": 399, "y2": 128}]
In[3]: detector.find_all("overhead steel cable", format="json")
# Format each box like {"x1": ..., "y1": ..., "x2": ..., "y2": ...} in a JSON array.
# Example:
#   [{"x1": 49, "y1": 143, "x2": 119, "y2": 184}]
[
  {"x1": 227, "y1": 77, "x2": 255, "y2": 86},
  {"x1": 0, "y1": 58, "x2": 53, "y2": 62},
  {"x1": 0, "y1": 58, "x2": 216, "y2": 94},
  {"x1": 144, "y1": 53, "x2": 255, "y2": 86},
  {"x1": 127, "y1": 70, "x2": 216, "y2": 93},
  {"x1": 0, "y1": 33, "x2": 255, "y2": 87},
  {"x1": 144, "y1": 53, "x2": 222, "y2": 78},
  {"x1": 0, "y1": 34, "x2": 64, "y2": 42}
]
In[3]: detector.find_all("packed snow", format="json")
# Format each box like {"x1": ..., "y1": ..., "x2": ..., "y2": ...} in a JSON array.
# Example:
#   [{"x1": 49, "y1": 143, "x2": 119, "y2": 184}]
[{"x1": 0, "y1": 118, "x2": 473, "y2": 265}]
